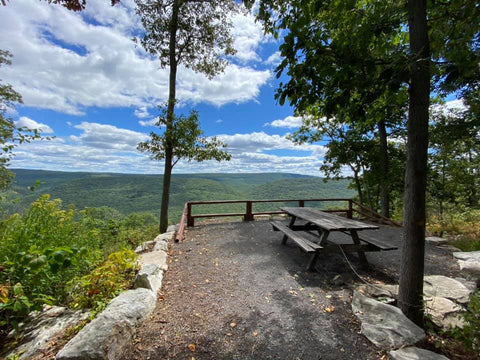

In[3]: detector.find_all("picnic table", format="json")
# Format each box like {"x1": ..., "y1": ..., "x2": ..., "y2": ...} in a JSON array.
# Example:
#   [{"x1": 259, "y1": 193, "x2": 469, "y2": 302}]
[{"x1": 271, "y1": 207, "x2": 397, "y2": 271}]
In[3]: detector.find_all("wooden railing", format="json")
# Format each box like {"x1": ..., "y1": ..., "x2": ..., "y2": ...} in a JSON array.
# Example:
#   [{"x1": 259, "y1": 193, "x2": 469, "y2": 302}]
[
  {"x1": 175, "y1": 198, "x2": 352, "y2": 242},
  {"x1": 174, "y1": 198, "x2": 401, "y2": 242}
]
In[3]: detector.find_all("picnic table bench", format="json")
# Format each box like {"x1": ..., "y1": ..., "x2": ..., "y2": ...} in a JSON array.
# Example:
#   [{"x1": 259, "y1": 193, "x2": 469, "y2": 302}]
[{"x1": 271, "y1": 207, "x2": 397, "y2": 271}]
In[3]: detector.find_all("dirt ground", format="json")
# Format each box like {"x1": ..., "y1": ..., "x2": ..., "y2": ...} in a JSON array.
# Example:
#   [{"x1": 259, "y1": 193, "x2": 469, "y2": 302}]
[{"x1": 121, "y1": 219, "x2": 463, "y2": 360}]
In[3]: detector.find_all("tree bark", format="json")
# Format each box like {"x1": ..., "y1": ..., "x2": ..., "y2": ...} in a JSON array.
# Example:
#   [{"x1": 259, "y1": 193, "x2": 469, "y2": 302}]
[
  {"x1": 159, "y1": 0, "x2": 180, "y2": 233},
  {"x1": 378, "y1": 119, "x2": 390, "y2": 218},
  {"x1": 398, "y1": 0, "x2": 430, "y2": 327}
]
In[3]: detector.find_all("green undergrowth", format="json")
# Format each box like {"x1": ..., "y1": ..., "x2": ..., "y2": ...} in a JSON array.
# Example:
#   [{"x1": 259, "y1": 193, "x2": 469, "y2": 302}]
[
  {"x1": 427, "y1": 209, "x2": 480, "y2": 251},
  {"x1": 0, "y1": 194, "x2": 157, "y2": 334}
]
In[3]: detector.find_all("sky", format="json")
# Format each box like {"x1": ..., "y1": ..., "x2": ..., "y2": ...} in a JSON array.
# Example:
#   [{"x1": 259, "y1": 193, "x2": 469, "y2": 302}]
[
  {"x1": 0, "y1": 0, "x2": 328, "y2": 176},
  {"x1": 0, "y1": 0, "x2": 463, "y2": 176}
]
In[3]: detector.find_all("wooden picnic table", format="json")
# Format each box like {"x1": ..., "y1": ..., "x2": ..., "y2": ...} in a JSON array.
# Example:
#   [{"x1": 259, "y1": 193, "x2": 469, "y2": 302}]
[{"x1": 271, "y1": 207, "x2": 397, "y2": 271}]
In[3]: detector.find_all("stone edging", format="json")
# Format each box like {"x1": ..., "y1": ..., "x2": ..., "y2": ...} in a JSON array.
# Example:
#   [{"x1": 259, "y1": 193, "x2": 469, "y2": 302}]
[{"x1": 55, "y1": 225, "x2": 177, "y2": 360}]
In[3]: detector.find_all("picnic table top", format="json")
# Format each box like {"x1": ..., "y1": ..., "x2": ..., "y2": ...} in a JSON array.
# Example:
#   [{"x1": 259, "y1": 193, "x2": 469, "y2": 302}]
[{"x1": 281, "y1": 207, "x2": 380, "y2": 232}]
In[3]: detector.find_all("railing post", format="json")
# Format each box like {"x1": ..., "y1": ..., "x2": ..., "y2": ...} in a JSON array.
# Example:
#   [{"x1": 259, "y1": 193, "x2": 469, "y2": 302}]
[
  {"x1": 347, "y1": 199, "x2": 353, "y2": 219},
  {"x1": 299, "y1": 200, "x2": 305, "y2": 207},
  {"x1": 244, "y1": 201, "x2": 254, "y2": 221},
  {"x1": 187, "y1": 202, "x2": 195, "y2": 227}
]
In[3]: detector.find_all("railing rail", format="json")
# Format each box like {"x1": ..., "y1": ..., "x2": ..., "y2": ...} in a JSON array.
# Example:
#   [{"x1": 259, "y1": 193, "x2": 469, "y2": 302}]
[
  {"x1": 175, "y1": 198, "x2": 401, "y2": 242},
  {"x1": 176, "y1": 198, "x2": 352, "y2": 242}
]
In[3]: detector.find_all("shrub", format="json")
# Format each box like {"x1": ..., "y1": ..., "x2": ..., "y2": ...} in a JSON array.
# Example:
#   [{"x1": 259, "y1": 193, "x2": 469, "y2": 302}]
[
  {"x1": 450, "y1": 291, "x2": 480, "y2": 353},
  {"x1": 69, "y1": 250, "x2": 139, "y2": 314}
]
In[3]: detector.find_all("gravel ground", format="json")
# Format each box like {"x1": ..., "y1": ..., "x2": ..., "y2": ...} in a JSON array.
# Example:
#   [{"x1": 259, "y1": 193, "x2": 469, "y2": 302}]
[{"x1": 121, "y1": 218, "x2": 462, "y2": 360}]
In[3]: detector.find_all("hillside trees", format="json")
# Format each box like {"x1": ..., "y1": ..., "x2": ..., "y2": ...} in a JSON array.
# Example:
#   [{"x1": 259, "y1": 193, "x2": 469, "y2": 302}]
[
  {"x1": 135, "y1": 0, "x2": 237, "y2": 233},
  {"x1": 250, "y1": 0, "x2": 479, "y2": 325}
]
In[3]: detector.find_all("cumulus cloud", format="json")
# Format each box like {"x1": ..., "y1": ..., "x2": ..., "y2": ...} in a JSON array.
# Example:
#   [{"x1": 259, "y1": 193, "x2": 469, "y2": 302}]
[
  {"x1": 265, "y1": 51, "x2": 282, "y2": 66},
  {"x1": 216, "y1": 131, "x2": 326, "y2": 155},
  {"x1": 138, "y1": 119, "x2": 158, "y2": 127},
  {"x1": 134, "y1": 106, "x2": 152, "y2": 119},
  {"x1": 265, "y1": 115, "x2": 304, "y2": 128},
  {"x1": 70, "y1": 122, "x2": 148, "y2": 150},
  {"x1": 0, "y1": 0, "x2": 270, "y2": 114},
  {"x1": 15, "y1": 116, "x2": 54, "y2": 133}
]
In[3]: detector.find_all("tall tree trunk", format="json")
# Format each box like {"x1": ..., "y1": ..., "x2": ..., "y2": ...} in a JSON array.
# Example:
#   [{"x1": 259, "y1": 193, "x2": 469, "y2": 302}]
[
  {"x1": 378, "y1": 119, "x2": 390, "y2": 218},
  {"x1": 398, "y1": 0, "x2": 430, "y2": 327},
  {"x1": 159, "y1": 0, "x2": 180, "y2": 233}
]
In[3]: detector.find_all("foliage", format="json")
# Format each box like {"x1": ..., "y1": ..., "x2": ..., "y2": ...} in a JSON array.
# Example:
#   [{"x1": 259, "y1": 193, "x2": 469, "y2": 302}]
[
  {"x1": 69, "y1": 250, "x2": 139, "y2": 315},
  {"x1": 0, "y1": 50, "x2": 43, "y2": 190},
  {"x1": 137, "y1": 108, "x2": 231, "y2": 168},
  {"x1": 450, "y1": 291, "x2": 480, "y2": 353},
  {"x1": 6, "y1": 170, "x2": 354, "y2": 223},
  {"x1": 0, "y1": 194, "x2": 156, "y2": 331},
  {"x1": 135, "y1": 0, "x2": 238, "y2": 232},
  {"x1": 428, "y1": 209, "x2": 480, "y2": 251}
]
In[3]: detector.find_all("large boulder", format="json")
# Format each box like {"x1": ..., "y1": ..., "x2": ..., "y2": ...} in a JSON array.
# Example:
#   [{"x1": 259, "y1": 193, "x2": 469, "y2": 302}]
[
  {"x1": 139, "y1": 250, "x2": 167, "y2": 268},
  {"x1": 453, "y1": 251, "x2": 480, "y2": 278},
  {"x1": 56, "y1": 288, "x2": 156, "y2": 360},
  {"x1": 351, "y1": 291, "x2": 425, "y2": 350},
  {"x1": 389, "y1": 346, "x2": 450, "y2": 360},
  {"x1": 423, "y1": 275, "x2": 473, "y2": 304},
  {"x1": 6, "y1": 306, "x2": 89, "y2": 360},
  {"x1": 134, "y1": 263, "x2": 163, "y2": 293},
  {"x1": 425, "y1": 296, "x2": 465, "y2": 329}
]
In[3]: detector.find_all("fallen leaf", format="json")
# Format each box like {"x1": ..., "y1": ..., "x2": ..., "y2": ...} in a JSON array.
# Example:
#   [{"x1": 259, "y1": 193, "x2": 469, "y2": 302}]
[
  {"x1": 188, "y1": 344, "x2": 196, "y2": 352},
  {"x1": 288, "y1": 290, "x2": 298, "y2": 295},
  {"x1": 226, "y1": 333, "x2": 233, "y2": 337},
  {"x1": 340, "y1": 347, "x2": 344, "y2": 352},
  {"x1": 230, "y1": 322, "x2": 237, "y2": 328},
  {"x1": 253, "y1": 331, "x2": 258, "y2": 337},
  {"x1": 325, "y1": 294, "x2": 332, "y2": 299},
  {"x1": 325, "y1": 306, "x2": 335, "y2": 313},
  {"x1": 205, "y1": 279, "x2": 210, "y2": 283}
]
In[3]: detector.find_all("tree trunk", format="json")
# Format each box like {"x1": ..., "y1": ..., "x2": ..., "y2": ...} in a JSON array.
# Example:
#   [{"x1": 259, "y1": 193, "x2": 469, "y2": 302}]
[
  {"x1": 398, "y1": 0, "x2": 430, "y2": 327},
  {"x1": 378, "y1": 119, "x2": 390, "y2": 218},
  {"x1": 159, "y1": 0, "x2": 180, "y2": 233}
]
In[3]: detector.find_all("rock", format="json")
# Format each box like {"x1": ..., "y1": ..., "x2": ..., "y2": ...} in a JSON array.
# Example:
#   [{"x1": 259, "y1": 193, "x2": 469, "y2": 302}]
[
  {"x1": 356, "y1": 284, "x2": 398, "y2": 299},
  {"x1": 331, "y1": 274, "x2": 344, "y2": 286},
  {"x1": 56, "y1": 288, "x2": 156, "y2": 360},
  {"x1": 134, "y1": 264, "x2": 163, "y2": 293},
  {"x1": 424, "y1": 275, "x2": 473, "y2": 304},
  {"x1": 139, "y1": 250, "x2": 167, "y2": 268},
  {"x1": 154, "y1": 232, "x2": 175, "y2": 242},
  {"x1": 425, "y1": 296, "x2": 465, "y2": 329},
  {"x1": 389, "y1": 346, "x2": 450, "y2": 360},
  {"x1": 153, "y1": 239, "x2": 168, "y2": 252},
  {"x1": 351, "y1": 291, "x2": 425, "y2": 350},
  {"x1": 453, "y1": 251, "x2": 480, "y2": 278},
  {"x1": 134, "y1": 240, "x2": 156, "y2": 254},
  {"x1": 167, "y1": 224, "x2": 178, "y2": 232},
  {"x1": 6, "y1": 306, "x2": 89, "y2": 360},
  {"x1": 438, "y1": 245, "x2": 462, "y2": 252},
  {"x1": 425, "y1": 236, "x2": 448, "y2": 245}
]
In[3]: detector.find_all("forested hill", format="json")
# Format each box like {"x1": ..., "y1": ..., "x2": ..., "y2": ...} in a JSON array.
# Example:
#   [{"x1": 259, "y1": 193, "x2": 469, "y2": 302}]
[{"x1": 8, "y1": 169, "x2": 354, "y2": 222}]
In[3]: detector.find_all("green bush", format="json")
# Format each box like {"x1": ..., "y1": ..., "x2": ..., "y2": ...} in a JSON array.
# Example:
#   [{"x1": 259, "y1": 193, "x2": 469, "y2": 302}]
[
  {"x1": 68, "y1": 250, "x2": 139, "y2": 315},
  {"x1": 450, "y1": 291, "x2": 480, "y2": 353},
  {"x1": 0, "y1": 194, "x2": 158, "y2": 331}
]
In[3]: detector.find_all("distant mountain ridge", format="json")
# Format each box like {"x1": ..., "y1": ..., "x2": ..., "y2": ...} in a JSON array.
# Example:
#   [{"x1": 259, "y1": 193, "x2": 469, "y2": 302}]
[{"x1": 8, "y1": 169, "x2": 354, "y2": 222}]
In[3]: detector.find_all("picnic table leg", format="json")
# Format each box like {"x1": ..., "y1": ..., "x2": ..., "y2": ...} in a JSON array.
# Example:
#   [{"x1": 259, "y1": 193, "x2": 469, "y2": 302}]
[
  {"x1": 282, "y1": 216, "x2": 296, "y2": 245},
  {"x1": 307, "y1": 230, "x2": 330, "y2": 271},
  {"x1": 350, "y1": 230, "x2": 369, "y2": 268}
]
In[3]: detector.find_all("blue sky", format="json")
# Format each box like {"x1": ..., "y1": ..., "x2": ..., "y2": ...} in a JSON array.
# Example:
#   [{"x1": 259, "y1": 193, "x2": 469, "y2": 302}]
[
  {"x1": 0, "y1": 0, "x2": 463, "y2": 176},
  {"x1": 0, "y1": 0, "x2": 328, "y2": 175}
]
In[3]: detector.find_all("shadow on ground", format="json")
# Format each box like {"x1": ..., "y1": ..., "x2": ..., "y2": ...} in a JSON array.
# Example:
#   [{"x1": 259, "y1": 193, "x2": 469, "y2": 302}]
[{"x1": 121, "y1": 219, "x2": 461, "y2": 360}]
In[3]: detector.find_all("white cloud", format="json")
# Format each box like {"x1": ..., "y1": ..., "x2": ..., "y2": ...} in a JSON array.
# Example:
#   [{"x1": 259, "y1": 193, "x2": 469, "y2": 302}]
[
  {"x1": 70, "y1": 122, "x2": 148, "y2": 150},
  {"x1": 138, "y1": 119, "x2": 158, "y2": 127},
  {"x1": 265, "y1": 115, "x2": 304, "y2": 128},
  {"x1": 0, "y1": 0, "x2": 271, "y2": 114},
  {"x1": 134, "y1": 106, "x2": 151, "y2": 119},
  {"x1": 216, "y1": 119, "x2": 223, "y2": 124},
  {"x1": 15, "y1": 116, "x2": 54, "y2": 133},
  {"x1": 265, "y1": 51, "x2": 282, "y2": 66},
  {"x1": 230, "y1": 10, "x2": 265, "y2": 63},
  {"x1": 217, "y1": 131, "x2": 326, "y2": 155},
  {"x1": 431, "y1": 98, "x2": 467, "y2": 117}
]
